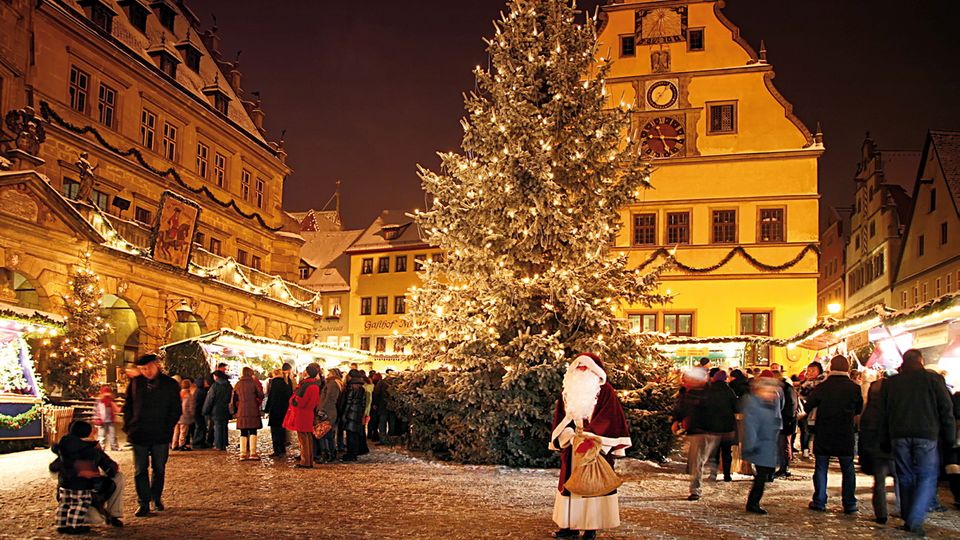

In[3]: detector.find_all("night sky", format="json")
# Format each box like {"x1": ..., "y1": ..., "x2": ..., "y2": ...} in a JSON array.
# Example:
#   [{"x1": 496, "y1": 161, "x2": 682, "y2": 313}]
[{"x1": 188, "y1": 0, "x2": 960, "y2": 230}]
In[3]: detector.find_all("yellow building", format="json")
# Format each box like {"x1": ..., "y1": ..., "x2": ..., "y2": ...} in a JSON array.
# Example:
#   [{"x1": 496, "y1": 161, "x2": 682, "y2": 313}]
[
  {"x1": 599, "y1": 0, "x2": 822, "y2": 370},
  {"x1": 894, "y1": 130, "x2": 960, "y2": 309},
  {"x1": 345, "y1": 210, "x2": 440, "y2": 356},
  {"x1": 0, "y1": 0, "x2": 321, "y2": 383}
]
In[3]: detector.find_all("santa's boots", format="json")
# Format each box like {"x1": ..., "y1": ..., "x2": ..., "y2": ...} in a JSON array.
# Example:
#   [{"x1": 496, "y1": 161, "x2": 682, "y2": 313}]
[
  {"x1": 552, "y1": 529, "x2": 577, "y2": 538},
  {"x1": 248, "y1": 434, "x2": 261, "y2": 460},
  {"x1": 581, "y1": 531, "x2": 597, "y2": 540},
  {"x1": 239, "y1": 436, "x2": 249, "y2": 460}
]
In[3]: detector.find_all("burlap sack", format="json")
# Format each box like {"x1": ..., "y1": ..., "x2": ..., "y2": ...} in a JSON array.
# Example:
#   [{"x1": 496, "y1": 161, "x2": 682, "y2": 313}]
[{"x1": 563, "y1": 434, "x2": 622, "y2": 497}]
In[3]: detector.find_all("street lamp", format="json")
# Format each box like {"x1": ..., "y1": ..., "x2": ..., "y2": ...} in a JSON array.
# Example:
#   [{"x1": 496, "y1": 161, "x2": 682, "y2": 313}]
[
  {"x1": 165, "y1": 299, "x2": 195, "y2": 323},
  {"x1": 827, "y1": 302, "x2": 842, "y2": 316}
]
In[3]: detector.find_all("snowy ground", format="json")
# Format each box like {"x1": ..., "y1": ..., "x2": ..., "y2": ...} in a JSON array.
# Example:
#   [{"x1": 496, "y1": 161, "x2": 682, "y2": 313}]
[{"x1": 2, "y1": 431, "x2": 960, "y2": 539}]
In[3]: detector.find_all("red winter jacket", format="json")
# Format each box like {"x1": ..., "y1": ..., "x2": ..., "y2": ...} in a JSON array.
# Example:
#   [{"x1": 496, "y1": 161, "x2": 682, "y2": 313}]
[{"x1": 289, "y1": 377, "x2": 321, "y2": 433}]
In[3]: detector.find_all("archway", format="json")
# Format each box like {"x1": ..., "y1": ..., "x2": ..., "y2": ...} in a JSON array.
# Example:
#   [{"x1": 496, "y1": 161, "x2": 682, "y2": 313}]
[
  {"x1": 101, "y1": 294, "x2": 142, "y2": 383},
  {"x1": 0, "y1": 268, "x2": 44, "y2": 310},
  {"x1": 170, "y1": 310, "x2": 207, "y2": 343}
]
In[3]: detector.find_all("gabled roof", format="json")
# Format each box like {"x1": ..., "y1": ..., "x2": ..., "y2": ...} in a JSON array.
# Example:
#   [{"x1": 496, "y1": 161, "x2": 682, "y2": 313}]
[
  {"x1": 929, "y1": 130, "x2": 960, "y2": 211},
  {"x1": 299, "y1": 228, "x2": 363, "y2": 292},
  {"x1": 344, "y1": 209, "x2": 430, "y2": 254}
]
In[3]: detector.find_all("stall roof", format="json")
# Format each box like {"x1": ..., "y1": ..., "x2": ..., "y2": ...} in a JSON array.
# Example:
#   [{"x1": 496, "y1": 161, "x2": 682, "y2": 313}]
[{"x1": 161, "y1": 328, "x2": 376, "y2": 362}]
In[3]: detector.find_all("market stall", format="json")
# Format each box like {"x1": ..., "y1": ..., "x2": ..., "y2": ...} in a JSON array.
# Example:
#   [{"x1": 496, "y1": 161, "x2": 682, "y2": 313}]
[
  {"x1": 0, "y1": 304, "x2": 63, "y2": 441},
  {"x1": 160, "y1": 328, "x2": 385, "y2": 379}
]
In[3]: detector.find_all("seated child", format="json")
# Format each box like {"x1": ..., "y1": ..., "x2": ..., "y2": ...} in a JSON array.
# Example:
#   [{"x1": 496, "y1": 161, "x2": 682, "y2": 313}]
[{"x1": 50, "y1": 420, "x2": 124, "y2": 534}]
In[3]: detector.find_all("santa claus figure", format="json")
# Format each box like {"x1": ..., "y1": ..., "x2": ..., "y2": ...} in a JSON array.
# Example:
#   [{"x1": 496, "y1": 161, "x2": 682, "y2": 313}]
[{"x1": 550, "y1": 353, "x2": 632, "y2": 539}]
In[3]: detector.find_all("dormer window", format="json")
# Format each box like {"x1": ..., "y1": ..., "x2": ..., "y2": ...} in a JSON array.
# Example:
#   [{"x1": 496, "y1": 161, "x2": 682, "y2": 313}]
[
  {"x1": 147, "y1": 48, "x2": 180, "y2": 78},
  {"x1": 176, "y1": 40, "x2": 203, "y2": 72},
  {"x1": 151, "y1": 1, "x2": 176, "y2": 31},
  {"x1": 79, "y1": 0, "x2": 117, "y2": 34},
  {"x1": 118, "y1": 0, "x2": 150, "y2": 33},
  {"x1": 203, "y1": 82, "x2": 231, "y2": 115},
  {"x1": 381, "y1": 223, "x2": 410, "y2": 240}
]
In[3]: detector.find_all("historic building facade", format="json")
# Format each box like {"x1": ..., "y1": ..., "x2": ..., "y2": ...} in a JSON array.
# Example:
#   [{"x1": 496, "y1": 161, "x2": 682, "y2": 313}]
[
  {"x1": 844, "y1": 135, "x2": 919, "y2": 314},
  {"x1": 345, "y1": 210, "x2": 440, "y2": 356},
  {"x1": 894, "y1": 130, "x2": 960, "y2": 309},
  {"x1": 817, "y1": 207, "x2": 851, "y2": 318},
  {"x1": 0, "y1": 0, "x2": 321, "y2": 382},
  {"x1": 599, "y1": 0, "x2": 822, "y2": 368}
]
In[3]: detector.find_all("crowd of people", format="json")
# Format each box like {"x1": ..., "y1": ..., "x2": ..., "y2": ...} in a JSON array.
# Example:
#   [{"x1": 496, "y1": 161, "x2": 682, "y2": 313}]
[
  {"x1": 671, "y1": 349, "x2": 959, "y2": 536},
  {"x1": 51, "y1": 354, "x2": 401, "y2": 534}
]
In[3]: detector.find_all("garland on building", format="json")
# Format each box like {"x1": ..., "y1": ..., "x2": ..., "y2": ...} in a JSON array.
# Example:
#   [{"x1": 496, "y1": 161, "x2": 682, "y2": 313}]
[
  {"x1": 0, "y1": 404, "x2": 42, "y2": 430},
  {"x1": 0, "y1": 308, "x2": 64, "y2": 330},
  {"x1": 635, "y1": 244, "x2": 820, "y2": 274},
  {"x1": 39, "y1": 101, "x2": 284, "y2": 232},
  {"x1": 46, "y1": 257, "x2": 112, "y2": 398}
]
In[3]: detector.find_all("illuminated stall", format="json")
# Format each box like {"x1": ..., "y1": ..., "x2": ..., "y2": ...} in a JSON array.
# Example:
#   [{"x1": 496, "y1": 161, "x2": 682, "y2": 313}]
[{"x1": 0, "y1": 304, "x2": 63, "y2": 441}]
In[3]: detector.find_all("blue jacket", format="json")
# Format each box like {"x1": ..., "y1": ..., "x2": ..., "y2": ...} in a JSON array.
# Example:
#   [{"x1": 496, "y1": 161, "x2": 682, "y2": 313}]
[
  {"x1": 203, "y1": 378, "x2": 233, "y2": 421},
  {"x1": 741, "y1": 390, "x2": 783, "y2": 469}
]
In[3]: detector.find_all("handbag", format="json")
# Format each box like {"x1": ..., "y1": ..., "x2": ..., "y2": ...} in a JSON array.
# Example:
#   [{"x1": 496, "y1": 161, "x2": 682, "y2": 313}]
[
  {"x1": 563, "y1": 431, "x2": 622, "y2": 497},
  {"x1": 313, "y1": 410, "x2": 332, "y2": 439},
  {"x1": 281, "y1": 398, "x2": 298, "y2": 431}
]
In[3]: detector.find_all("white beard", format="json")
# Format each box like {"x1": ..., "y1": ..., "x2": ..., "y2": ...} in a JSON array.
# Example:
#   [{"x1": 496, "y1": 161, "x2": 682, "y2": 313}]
[{"x1": 563, "y1": 368, "x2": 601, "y2": 422}]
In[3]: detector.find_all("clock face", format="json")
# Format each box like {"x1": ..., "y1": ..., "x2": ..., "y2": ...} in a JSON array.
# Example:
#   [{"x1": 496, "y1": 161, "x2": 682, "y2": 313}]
[
  {"x1": 647, "y1": 80, "x2": 678, "y2": 109},
  {"x1": 641, "y1": 117, "x2": 685, "y2": 158}
]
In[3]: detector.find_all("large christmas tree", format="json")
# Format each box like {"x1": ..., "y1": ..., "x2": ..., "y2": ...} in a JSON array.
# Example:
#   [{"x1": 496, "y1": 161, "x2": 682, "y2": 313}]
[
  {"x1": 401, "y1": 0, "x2": 672, "y2": 466},
  {"x1": 47, "y1": 256, "x2": 111, "y2": 397}
]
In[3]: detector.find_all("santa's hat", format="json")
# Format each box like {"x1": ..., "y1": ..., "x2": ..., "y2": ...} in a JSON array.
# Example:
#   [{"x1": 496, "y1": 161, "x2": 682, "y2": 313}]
[{"x1": 568, "y1": 353, "x2": 607, "y2": 385}]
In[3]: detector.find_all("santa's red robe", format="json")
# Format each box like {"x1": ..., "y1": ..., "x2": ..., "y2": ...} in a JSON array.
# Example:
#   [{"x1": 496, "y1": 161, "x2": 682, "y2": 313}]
[{"x1": 550, "y1": 382, "x2": 631, "y2": 530}]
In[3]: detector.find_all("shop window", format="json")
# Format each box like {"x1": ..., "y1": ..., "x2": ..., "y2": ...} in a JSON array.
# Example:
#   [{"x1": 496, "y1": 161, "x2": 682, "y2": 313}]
[
  {"x1": 360, "y1": 297, "x2": 372, "y2": 316},
  {"x1": 69, "y1": 66, "x2": 90, "y2": 113},
  {"x1": 394, "y1": 296, "x2": 406, "y2": 314},
  {"x1": 712, "y1": 210, "x2": 736, "y2": 244},
  {"x1": 632, "y1": 213, "x2": 656, "y2": 245},
  {"x1": 361, "y1": 258, "x2": 374, "y2": 274},
  {"x1": 666, "y1": 211, "x2": 690, "y2": 244},
  {"x1": 376, "y1": 296, "x2": 388, "y2": 315},
  {"x1": 395, "y1": 255, "x2": 408, "y2": 272},
  {"x1": 378, "y1": 257, "x2": 390, "y2": 273}
]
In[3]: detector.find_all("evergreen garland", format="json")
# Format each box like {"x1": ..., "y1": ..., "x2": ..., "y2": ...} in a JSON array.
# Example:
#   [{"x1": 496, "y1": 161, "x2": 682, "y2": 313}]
[
  {"x1": 39, "y1": 101, "x2": 284, "y2": 232},
  {"x1": 0, "y1": 404, "x2": 42, "y2": 431},
  {"x1": 635, "y1": 244, "x2": 820, "y2": 274}
]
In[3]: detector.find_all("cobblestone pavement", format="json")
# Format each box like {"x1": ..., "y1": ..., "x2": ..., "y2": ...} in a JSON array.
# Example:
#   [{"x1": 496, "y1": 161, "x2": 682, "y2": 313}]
[{"x1": 2, "y1": 431, "x2": 960, "y2": 539}]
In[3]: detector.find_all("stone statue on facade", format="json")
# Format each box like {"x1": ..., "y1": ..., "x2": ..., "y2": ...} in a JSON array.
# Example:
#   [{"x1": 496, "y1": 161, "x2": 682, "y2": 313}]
[
  {"x1": 3, "y1": 106, "x2": 46, "y2": 157},
  {"x1": 75, "y1": 151, "x2": 98, "y2": 202}
]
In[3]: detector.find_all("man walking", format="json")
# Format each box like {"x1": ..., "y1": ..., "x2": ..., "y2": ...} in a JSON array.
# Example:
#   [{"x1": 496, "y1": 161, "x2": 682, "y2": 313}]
[
  {"x1": 770, "y1": 363, "x2": 798, "y2": 479},
  {"x1": 805, "y1": 355, "x2": 863, "y2": 514},
  {"x1": 122, "y1": 354, "x2": 181, "y2": 517},
  {"x1": 880, "y1": 349, "x2": 955, "y2": 535}
]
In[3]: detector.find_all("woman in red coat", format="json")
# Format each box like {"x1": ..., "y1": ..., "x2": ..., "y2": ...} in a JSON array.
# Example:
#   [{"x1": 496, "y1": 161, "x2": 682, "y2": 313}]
[
  {"x1": 231, "y1": 366, "x2": 264, "y2": 461},
  {"x1": 289, "y1": 363, "x2": 322, "y2": 468}
]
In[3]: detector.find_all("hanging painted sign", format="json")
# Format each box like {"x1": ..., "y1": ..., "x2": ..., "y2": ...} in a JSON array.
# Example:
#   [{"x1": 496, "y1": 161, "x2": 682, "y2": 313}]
[{"x1": 151, "y1": 191, "x2": 201, "y2": 270}]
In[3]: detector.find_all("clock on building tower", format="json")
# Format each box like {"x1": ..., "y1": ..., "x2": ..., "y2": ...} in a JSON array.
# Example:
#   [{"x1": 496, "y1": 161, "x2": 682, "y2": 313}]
[{"x1": 641, "y1": 117, "x2": 685, "y2": 158}]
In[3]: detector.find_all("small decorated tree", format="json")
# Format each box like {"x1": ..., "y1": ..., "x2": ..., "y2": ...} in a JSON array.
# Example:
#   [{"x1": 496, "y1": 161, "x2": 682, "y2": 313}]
[
  {"x1": 399, "y1": 0, "x2": 672, "y2": 466},
  {"x1": 47, "y1": 256, "x2": 111, "y2": 397}
]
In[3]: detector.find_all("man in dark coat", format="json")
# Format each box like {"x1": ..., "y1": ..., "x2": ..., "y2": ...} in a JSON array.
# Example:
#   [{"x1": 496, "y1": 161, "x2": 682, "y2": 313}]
[
  {"x1": 859, "y1": 373, "x2": 898, "y2": 524},
  {"x1": 879, "y1": 349, "x2": 956, "y2": 535},
  {"x1": 122, "y1": 354, "x2": 181, "y2": 517},
  {"x1": 191, "y1": 375, "x2": 211, "y2": 449},
  {"x1": 202, "y1": 370, "x2": 233, "y2": 451},
  {"x1": 805, "y1": 355, "x2": 863, "y2": 513},
  {"x1": 265, "y1": 365, "x2": 293, "y2": 457}
]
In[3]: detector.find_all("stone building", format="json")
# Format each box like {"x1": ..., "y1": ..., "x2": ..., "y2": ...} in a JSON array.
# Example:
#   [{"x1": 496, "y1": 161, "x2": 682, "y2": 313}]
[
  {"x1": 844, "y1": 135, "x2": 919, "y2": 315},
  {"x1": 894, "y1": 130, "x2": 960, "y2": 309},
  {"x1": 599, "y1": 0, "x2": 822, "y2": 369},
  {"x1": 0, "y1": 0, "x2": 321, "y2": 383},
  {"x1": 817, "y1": 206, "x2": 851, "y2": 318}
]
